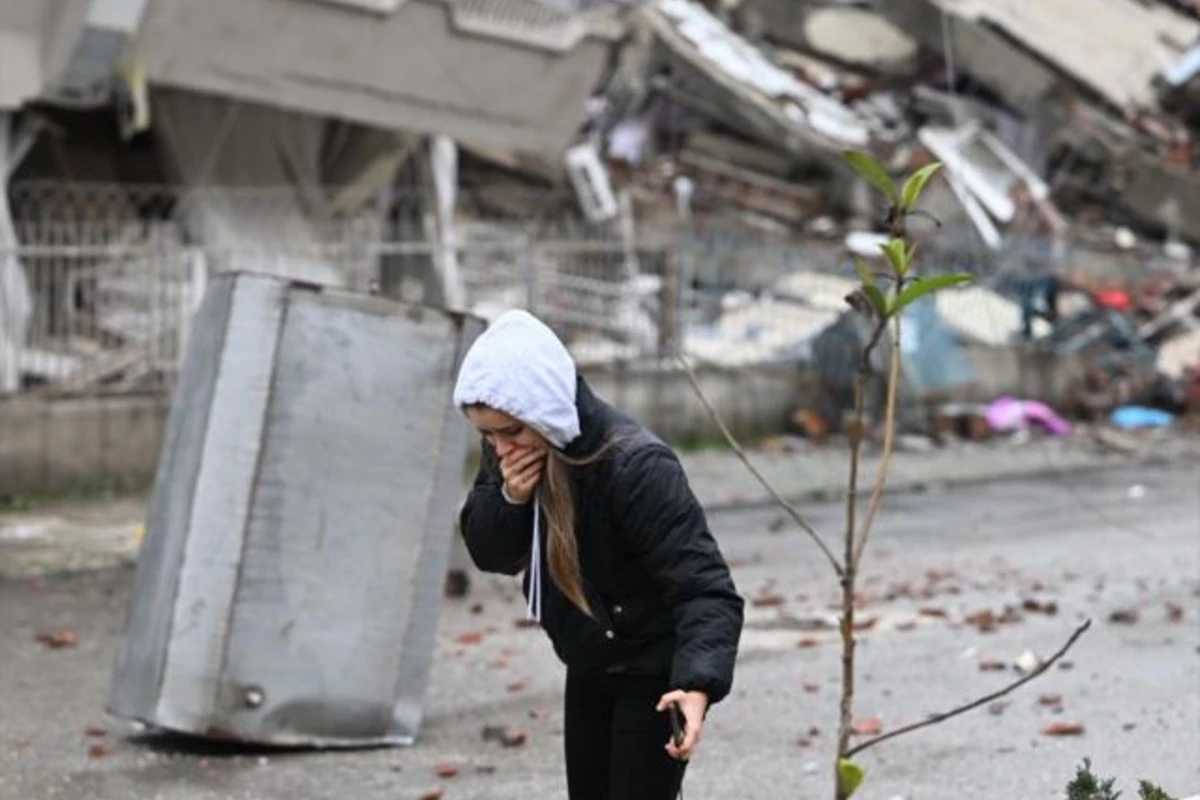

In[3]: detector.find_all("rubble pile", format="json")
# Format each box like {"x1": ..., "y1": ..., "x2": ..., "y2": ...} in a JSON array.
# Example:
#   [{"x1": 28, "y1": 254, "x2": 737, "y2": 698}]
[
  {"x1": 475, "y1": 0, "x2": 1200, "y2": 434},
  {"x1": 3, "y1": 0, "x2": 1197, "y2": 434}
]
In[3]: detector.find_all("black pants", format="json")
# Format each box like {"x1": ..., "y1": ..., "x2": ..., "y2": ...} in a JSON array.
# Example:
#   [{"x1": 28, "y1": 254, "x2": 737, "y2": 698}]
[{"x1": 564, "y1": 671, "x2": 687, "y2": 800}]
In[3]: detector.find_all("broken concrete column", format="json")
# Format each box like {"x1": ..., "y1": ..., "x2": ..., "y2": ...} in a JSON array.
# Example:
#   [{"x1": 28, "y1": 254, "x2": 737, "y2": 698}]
[{"x1": 0, "y1": 112, "x2": 34, "y2": 395}]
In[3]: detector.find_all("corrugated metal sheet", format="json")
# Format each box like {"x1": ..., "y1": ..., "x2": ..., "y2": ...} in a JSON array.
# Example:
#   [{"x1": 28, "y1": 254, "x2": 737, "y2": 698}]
[{"x1": 109, "y1": 272, "x2": 483, "y2": 746}]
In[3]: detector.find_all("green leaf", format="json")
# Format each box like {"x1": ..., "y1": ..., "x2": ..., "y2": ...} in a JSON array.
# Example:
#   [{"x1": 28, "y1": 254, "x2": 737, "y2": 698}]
[
  {"x1": 880, "y1": 239, "x2": 909, "y2": 277},
  {"x1": 854, "y1": 258, "x2": 876, "y2": 287},
  {"x1": 899, "y1": 162, "x2": 943, "y2": 211},
  {"x1": 839, "y1": 759, "x2": 866, "y2": 798},
  {"x1": 863, "y1": 285, "x2": 889, "y2": 318},
  {"x1": 844, "y1": 150, "x2": 897, "y2": 200},
  {"x1": 890, "y1": 272, "x2": 974, "y2": 316},
  {"x1": 853, "y1": 258, "x2": 889, "y2": 318}
]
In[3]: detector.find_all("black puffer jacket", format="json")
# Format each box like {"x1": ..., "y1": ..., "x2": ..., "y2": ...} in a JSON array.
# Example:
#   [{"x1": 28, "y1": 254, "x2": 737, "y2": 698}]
[{"x1": 460, "y1": 379, "x2": 744, "y2": 704}]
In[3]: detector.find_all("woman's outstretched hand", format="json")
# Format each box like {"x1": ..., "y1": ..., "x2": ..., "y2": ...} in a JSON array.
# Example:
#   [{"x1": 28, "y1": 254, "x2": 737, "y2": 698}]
[{"x1": 657, "y1": 689, "x2": 708, "y2": 761}]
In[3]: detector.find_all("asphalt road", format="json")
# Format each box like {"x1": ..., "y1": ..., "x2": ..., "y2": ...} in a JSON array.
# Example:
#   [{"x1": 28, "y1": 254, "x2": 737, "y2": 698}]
[{"x1": 1, "y1": 465, "x2": 1197, "y2": 800}]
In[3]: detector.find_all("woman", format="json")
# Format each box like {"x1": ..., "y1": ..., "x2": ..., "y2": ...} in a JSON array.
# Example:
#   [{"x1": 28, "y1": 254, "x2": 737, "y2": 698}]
[{"x1": 454, "y1": 310, "x2": 744, "y2": 800}]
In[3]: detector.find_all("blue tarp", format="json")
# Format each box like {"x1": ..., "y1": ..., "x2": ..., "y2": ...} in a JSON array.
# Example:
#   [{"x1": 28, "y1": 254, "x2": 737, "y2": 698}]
[{"x1": 898, "y1": 296, "x2": 974, "y2": 394}]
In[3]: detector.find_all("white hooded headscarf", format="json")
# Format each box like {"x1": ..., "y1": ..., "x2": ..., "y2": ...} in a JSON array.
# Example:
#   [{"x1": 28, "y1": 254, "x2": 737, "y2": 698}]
[
  {"x1": 453, "y1": 310, "x2": 581, "y2": 621},
  {"x1": 452, "y1": 310, "x2": 581, "y2": 448}
]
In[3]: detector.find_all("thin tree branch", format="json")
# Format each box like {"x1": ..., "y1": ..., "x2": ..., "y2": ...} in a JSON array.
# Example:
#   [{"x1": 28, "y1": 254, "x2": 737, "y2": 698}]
[
  {"x1": 844, "y1": 618, "x2": 1093, "y2": 758},
  {"x1": 853, "y1": 315, "x2": 902, "y2": 569},
  {"x1": 844, "y1": 376, "x2": 866, "y2": 573},
  {"x1": 862, "y1": 322, "x2": 887, "y2": 365},
  {"x1": 835, "y1": 367, "x2": 867, "y2": 773},
  {"x1": 677, "y1": 356, "x2": 844, "y2": 578},
  {"x1": 835, "y1": 316, "x2": 889, "y2": 789}
]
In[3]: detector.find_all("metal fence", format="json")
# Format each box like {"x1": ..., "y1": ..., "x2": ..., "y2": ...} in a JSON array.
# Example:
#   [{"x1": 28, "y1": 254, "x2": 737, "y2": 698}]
[
  {"x1": 0, "y1": 183, "x2": 667, "y2": 392},
  {"x1": 1, "y1": 180, "x2": 1052, "y2": 400}
]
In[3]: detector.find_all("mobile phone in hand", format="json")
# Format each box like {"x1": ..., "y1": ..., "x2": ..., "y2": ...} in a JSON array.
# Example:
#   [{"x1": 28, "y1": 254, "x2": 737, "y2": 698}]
[{"x1": 668, "y1": 702, "x2": 685, "y2": 748}]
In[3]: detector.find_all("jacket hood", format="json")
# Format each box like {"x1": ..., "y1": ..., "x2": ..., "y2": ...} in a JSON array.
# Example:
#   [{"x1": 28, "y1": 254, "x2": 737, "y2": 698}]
[{"x1": 452, "y1": 310, "x2": 581, "y2": 449}]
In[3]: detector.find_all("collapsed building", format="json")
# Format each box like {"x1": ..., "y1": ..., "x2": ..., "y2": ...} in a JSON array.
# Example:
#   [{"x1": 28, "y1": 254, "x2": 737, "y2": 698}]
[{"x1": 1, "y1": 0, "x2": 1197, "y2": 426}]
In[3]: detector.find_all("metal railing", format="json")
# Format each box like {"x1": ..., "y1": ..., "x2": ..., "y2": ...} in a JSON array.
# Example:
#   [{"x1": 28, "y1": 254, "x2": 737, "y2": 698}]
[
  {"x1": 2, "y1": 180, "x2": 1045, "y2": 398},
  {"x1": 2, "y1": 180, "x2": 680, "y2": 392}
]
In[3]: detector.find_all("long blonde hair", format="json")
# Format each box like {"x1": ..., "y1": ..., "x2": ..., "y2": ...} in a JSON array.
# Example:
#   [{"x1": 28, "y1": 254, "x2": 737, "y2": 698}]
[
  {"x1": 540, "y1": 438, "x2": 624, "y2": 617},
  {"x1": 542, "y1": 450, "x2": 591, "y2": 616}
]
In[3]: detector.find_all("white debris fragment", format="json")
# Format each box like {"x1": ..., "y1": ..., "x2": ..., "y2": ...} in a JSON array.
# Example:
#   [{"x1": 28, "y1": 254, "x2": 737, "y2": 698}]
[
  {"x1": 1013, "y1": 649, "x2": 1041, "y2": 673},
  {"x1": 655, "y1": 0, "x2": 870, "y2": 146}
]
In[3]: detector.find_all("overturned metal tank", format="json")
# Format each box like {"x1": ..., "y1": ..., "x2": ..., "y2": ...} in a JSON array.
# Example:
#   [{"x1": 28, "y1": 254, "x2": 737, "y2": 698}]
[{"x1": 108, "y1": 272, "x2": 483, "y2": 747}]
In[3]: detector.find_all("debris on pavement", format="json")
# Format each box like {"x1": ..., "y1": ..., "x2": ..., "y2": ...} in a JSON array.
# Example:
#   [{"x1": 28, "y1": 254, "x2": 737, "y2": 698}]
[
  {"x1": 482, "y1": 725, "x2": 529, "y2": 749},
  {"x1": 751, "y1": 590, "x2": 786, "y2": 608},
  {"x1": 35, "y1": 630, "x2": 79, "y2": 649},
  {"x1": 1013, "y1": 650, "x2": 1041, "y2": 673},
  {"x1": 1037, "y1": 694, "x2": 1065, "y2": 710},
  {"x1": 1022, "y1": 598, "x2": 1059, "y2": 616},
  {"x1": 501, "y1": 729, "x2": 529, "y2": 748},
  {"x1": 1108, "y1": 609, "x2": 1141, "y2": 625},
  {"x1": 1042, "y1": 721, "x2": 1086, "y2": 737},
  {"x1": 850, "y1": 717, "x2": 883, "y2": 736}
]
